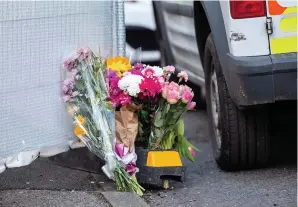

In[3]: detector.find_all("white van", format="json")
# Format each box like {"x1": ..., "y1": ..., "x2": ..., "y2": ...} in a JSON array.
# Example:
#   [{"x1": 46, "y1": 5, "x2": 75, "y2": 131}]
[{"x1": 153, "y1": 1, "x2": 297, "y2": 170}]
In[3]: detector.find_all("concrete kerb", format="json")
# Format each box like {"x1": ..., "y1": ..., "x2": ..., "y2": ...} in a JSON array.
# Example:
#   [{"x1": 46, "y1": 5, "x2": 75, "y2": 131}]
[{"x1": 92, "y1": 173, "x2": 150, "y2": 207}]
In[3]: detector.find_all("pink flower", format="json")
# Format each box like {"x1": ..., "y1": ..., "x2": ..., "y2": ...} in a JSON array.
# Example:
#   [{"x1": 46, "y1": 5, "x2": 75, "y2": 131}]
[
  {"x1": 168, "y1": 81, "x2": 180, "y2": 91},
  {"x1": 115, "y1": 143, "x2": 125, "y2": 158},
  {"x1": 179, "y1": 85, "x2": 192, "y2": 95},
  {"x1": 167, "y1": 90, "x2": 180, "y2": 104},
  {"x1": 162, "y1": 81, "x2": 180, "y2": 102},
  {"x1": 139, "y1": 76, "x2": 162, "y2": 97},
  {"x1": 188, "y1": 147, "x2": 195, "y2": 157},
  {"x1": 63, "y1": 57, "x2": 76, "y2": 71},
  {"x1": 142, "y1": 68, "x2": 155, "y2": 77},
  {"x1": 179, "y1": 85, "x2": 185, "y2": 95},
  {"x1": 71, "y1": 69, "x2": 78, "y2": 79},
  {"x1": 113, "y1": 92, "x2": 131, "y2": 107},
  {"x1": 126, "y1": 162, "x2": 137, "y2": 176},
  {"x1": 67, "y1": 106, "x2": 77, "y2": 116},
  {"x1": 181, "y1": 88, "x2": 194, "y2": 103},
  {"x1": 158, "y1": 76, "x2": 165, "y2": 87},
  {"x1": 62, "y1": 78, "x2": 77, "y2": 103},
  {"x1": 178, "y1": 71, "x2": 188, "y2": 82},
  {"x1": 62, "y1": 95, "x2": 71, "y2": 103},
  {"x1": 72, "y1": 91, "x2": 80, "y2": 97},
  {"x1": 62, "y1": 78, "x2": 75, "y2": 94},
  {"x1": 77, "y1": 46, "x2": 92, "y2": 61},
  {"x1": 187, "y1": 101, "x2": 196, "y2": 110},
  {"x1": 162, "y1": 82, "x2": 169, "y2": 99},
  {"x1": 67, "y1": 106, "x2": 79, "y2": 116},
  {"x1": 165, "y1": 65, "x2": 175, "y2": 73}
]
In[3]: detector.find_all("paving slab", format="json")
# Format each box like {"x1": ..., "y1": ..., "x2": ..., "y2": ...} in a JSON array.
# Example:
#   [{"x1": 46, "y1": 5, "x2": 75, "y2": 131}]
[
  {"x1": 0, "y1": 190, "x2": 111, "y2": 207},
  {"x1": 0, "y1": 159, "x2": 99, "y2": 191}
]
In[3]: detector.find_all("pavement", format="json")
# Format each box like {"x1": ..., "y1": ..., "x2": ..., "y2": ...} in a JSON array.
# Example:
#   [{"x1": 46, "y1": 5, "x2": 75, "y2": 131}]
[
  {"x1": 0, "y1": 105, "x2": 296, "y2": 207},
  {"x1": 0, "y1": 158, "x2": 111, "y2": 207},
  {"x1": 0, "y1": 149, "x2": 147, "y2": 207}
]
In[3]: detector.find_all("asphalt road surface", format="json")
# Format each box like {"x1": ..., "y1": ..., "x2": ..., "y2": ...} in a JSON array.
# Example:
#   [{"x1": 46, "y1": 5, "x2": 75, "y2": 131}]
[
  {"x1": 0, "y1": 104, "x2": 296, "y2": 207},
  {"x1": 144, "y1": 106, "x2": 297, "y2": 207}
]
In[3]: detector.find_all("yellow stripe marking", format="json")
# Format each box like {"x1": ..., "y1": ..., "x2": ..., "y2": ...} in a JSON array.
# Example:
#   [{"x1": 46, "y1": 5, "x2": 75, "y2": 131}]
[
  {"x1": 271, "y1": 36, "x2": 297, "y2": 54},
  {"x1": 280, "y1": 16, "x2": 297, "y2": 33},
  {"x1": 283, "y1": 6, "x2": 297, "y2": 14}
]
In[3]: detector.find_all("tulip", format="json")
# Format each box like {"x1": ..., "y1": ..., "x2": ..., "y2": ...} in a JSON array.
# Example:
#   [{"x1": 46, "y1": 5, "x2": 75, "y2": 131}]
[
  {"x1": 181, "y1": 89, "x2": 194, "y2": 103},
  {"x1": 162, "y1": 83, "x2": 169, "y2": 99},
  {"x1": 166, "y1": 90, "x2": 180, "y2": 104},
  {"x1": 187, "y1": 102, "x2": 196, "y2": 110},
  {"x1": 188, "y1": 147, "x2": 195, "y2": 157}
]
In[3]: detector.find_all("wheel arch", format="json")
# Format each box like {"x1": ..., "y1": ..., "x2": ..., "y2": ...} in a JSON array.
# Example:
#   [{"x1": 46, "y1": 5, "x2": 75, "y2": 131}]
[
  {"x1": 152, "y1": 1, "x2": 175, "y2": 65},
  {"x1": 193, "y1": 2, "x2": 210, "y2": 66},
  {"x1": 193, "y1": 1, "x2": 230, "y2": 80}
]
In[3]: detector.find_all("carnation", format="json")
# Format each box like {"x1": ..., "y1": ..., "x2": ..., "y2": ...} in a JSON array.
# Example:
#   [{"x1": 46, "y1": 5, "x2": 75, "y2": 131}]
[
  {"x1": 178, "y1": 71, "x2": 189, "y2": 82},
  {"x1": 118, "y1": 74, "x2": 143, "y2": 97},
  {"x1": 139, "y1": 76, "x2": 162, "y2": 97},
  {"x1": 63, "y1": 57, "x2": 76, "y2": 71},
  {"x1": 164, "y1": 65, "x2": 175, "y2": 73},
  {"x1": 145, "y1": 66, "x2": 164, "y2": 77}
]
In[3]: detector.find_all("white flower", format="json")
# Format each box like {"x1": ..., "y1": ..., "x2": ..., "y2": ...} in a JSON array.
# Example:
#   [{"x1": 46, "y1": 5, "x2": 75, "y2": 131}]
[
  {"x1": 145, "y1": 66, "x2": 164, "y2": 77},
  {"x1": 118, "y1": 74, "x2": 143, "y2": 97}
]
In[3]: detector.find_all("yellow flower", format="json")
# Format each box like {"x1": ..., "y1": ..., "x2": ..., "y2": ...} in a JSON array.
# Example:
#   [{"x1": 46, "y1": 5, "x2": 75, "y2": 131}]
[
  {"x1": 74, "y1": 115, "x2": 86, "y2": 137},
  {"x1": 106, "y1": 56, "x2": 131, "y2": 76}
]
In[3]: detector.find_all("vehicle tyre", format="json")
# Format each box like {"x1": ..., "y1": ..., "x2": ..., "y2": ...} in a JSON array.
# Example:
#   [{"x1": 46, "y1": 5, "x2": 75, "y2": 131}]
[{"x1": 204, "y1": 34, "x2": 270, "y2": 171}]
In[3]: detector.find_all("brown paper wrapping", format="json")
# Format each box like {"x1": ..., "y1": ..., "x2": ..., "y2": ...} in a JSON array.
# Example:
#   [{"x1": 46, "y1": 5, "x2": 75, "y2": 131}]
[{"x1": 115, "y1": 104, "x2": 141, "y2": 152}]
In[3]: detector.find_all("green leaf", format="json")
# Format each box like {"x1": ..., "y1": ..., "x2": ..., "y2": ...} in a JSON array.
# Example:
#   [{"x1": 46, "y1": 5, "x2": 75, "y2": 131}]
[
  {"x1": 103, "y1": 102, "x2": 113, "y2": 110},
  {"x1": 154, "y1": 119, "x2": 163, "y2": 127},
  {"x1": 155, "y1": 111, "x2": 162, "y2": 120},
  {"x1": 165, "y1": 104, "x2": 171, "y2": 113},
  {"x1": 140, "y1": 110, "x2": 149, "y2": 119},
  {"x1": 154, "y1": 128, "x2": 162, "y2": 138},
  {"x1": 75, "y1": 81, "x2": 85, "y2": 91},
  {"x1": 175, "y1": 119, "x2": 184, "y2": 137},
  {"x1": 176, "y1": 134, "x2": 199, "y2": 162}
]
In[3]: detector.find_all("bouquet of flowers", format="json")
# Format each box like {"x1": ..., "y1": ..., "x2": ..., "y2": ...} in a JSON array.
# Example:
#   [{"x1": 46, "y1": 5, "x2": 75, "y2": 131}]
[
  {"x1": 108, "y1": 63, "x2": 198, "y2": 162},
  {"x1": 62, "y1": 47, "x2": 144, "y2": 195}
]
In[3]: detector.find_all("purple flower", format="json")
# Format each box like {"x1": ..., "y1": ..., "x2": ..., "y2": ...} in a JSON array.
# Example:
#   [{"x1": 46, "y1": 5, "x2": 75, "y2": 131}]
[
  {"x1": 106, "y1": 69, "x2": 117, "y2": 80},
  {"x1": 133, "y1": 63, "x2": 145, "y2": 70},
  {"x1": 62, "y1": 95, "x2": 71, "y2": 103},
  {"x1": 77, "y1": 46, "x2": 92, "y2": 61},
  {"x1": 105, "y1": 69, "x2": 118, "y2": 86},
  {"x1": 63, "y1": 78, "x2": 75, "y2": 90},
  {"x1": 125, "y1": 162, "x2": 137, "y2": 176},
  {"x1": 62, "y1": 78, "x2": 75, "y2": 103},
  {"x1": 63, "y1": 57, "x2": 76, "y2": 71},
  {"x1": 71, "y1": 69, "x2": 78, "y2": 79}
]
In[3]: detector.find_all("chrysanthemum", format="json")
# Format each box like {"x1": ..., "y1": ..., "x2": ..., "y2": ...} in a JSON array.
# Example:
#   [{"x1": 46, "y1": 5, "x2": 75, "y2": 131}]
[{"x1": 118, "y1": 74, "x2": 143, "y2": 97}]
